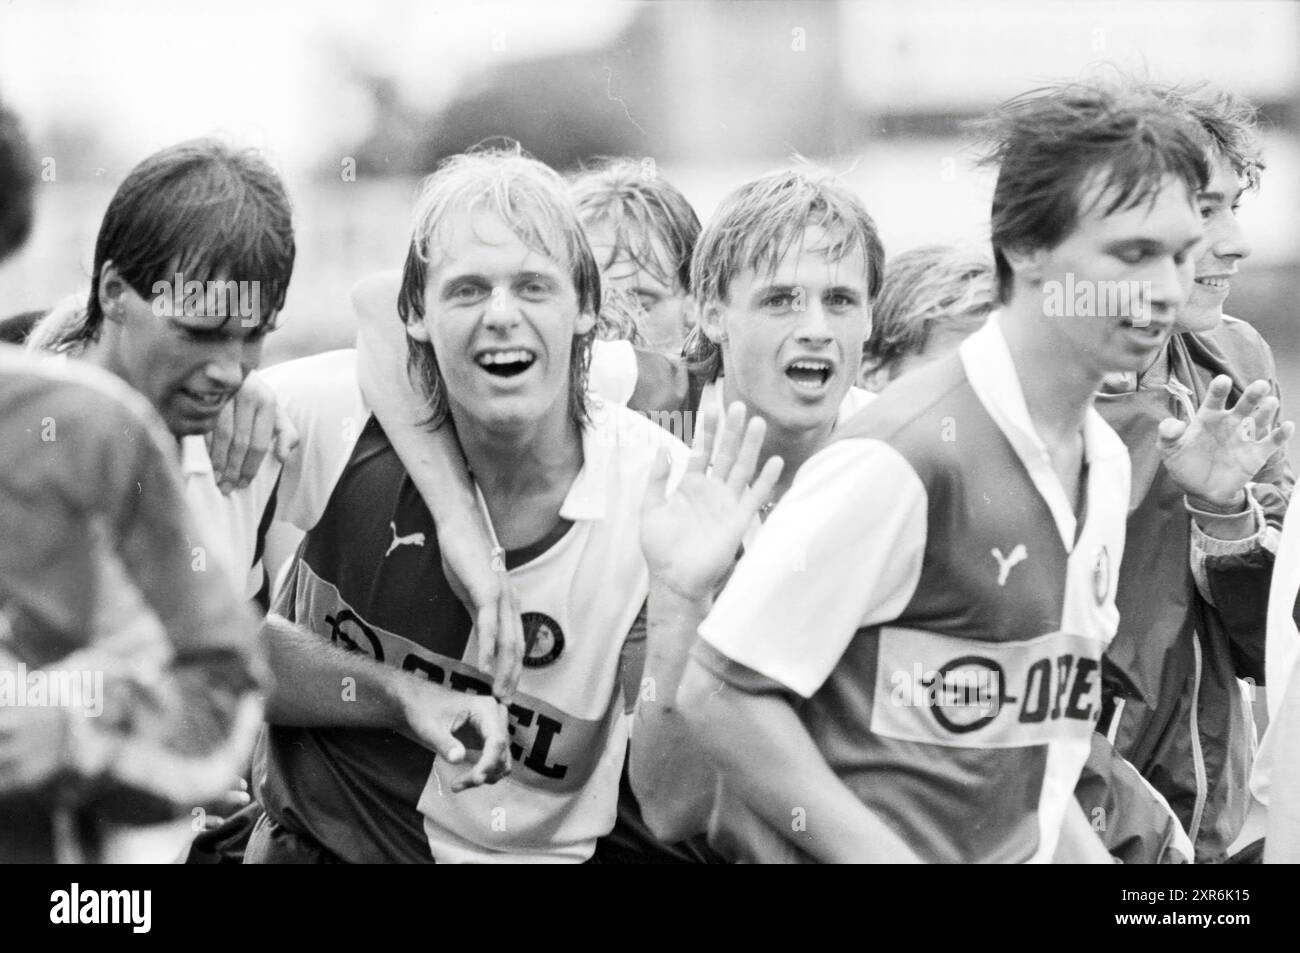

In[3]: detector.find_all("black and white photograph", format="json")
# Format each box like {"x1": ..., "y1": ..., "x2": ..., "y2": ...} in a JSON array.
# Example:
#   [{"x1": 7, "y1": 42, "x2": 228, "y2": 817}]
[{"x1": 0, "y1": 0, "x2": 1295, "y2": 920}]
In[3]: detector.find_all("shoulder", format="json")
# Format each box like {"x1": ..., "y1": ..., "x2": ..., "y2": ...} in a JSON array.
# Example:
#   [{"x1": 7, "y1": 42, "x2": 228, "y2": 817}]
[
  {"x1": 1189, "y1": 316, "x2": 1277, "y2": 382},
  {"x1": 835, "y1": 353, "x2": 970, "y2": 448}
]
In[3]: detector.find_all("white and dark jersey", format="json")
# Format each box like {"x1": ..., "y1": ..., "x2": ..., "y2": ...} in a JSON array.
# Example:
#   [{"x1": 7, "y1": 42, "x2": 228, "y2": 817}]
[
  {"x1": 694, "y1": 315, "x2": 1132, "y2": 863},
  {"x1": 256, "y1": 398, "x2": 687, "y2": 862}
]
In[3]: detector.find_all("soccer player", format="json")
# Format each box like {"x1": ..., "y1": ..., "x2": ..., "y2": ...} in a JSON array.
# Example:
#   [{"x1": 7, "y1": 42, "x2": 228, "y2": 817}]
[
  {"x1": 570, "y1": 158, "x2": 701, "y2": 357},
  {"x1": 25, "y1": 139, "x2": 299, "y2": 605},
  {"x1": 248, "y1": 146, "x2": 685, "y2": 863},
  {"x1": 1089, "y1": 82, "x2": 1294, "y2": 862},
  {"x1": 672, "y1": 81, "x2": 1254, "y2": 863},
  {"x1": 350, "y1": 165, "x2": 883, "y2": 861},
  {"x1": 858, "y1": 244, "x2": 995, "y2": 392},
  {"x1": 0, "y1": 99, "x2": 263, "y2": 863}
]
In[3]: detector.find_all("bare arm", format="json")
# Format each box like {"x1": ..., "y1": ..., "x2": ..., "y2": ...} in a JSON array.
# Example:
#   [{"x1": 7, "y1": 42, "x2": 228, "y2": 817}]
[
  {"x1": 261, "y1": 611, "x2": 510, "y2": 792},
  {"x1": 630, "y1": 402, "x2": 781, "y2": 841},
  {"x1": 678, "y1": 659, "x2": 919, "y2": 863},
  {"x1": 352, "y1": 271, "x2": 522, "y2": 700}
]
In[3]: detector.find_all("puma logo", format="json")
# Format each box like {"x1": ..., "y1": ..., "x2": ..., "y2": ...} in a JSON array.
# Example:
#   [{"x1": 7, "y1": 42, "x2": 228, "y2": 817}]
[
  {"x1": 991, "y1": 544, "x2": 1027, "y2": 587},
  {"x1": 386, "y1": 521, "x2": 426, "y2": 557}
]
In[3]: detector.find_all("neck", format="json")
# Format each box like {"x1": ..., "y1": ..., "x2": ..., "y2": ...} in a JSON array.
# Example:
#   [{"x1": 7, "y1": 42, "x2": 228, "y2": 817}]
[
  {"x1": 999, "y1": 300, "x2": 1099, "y2": 448},
  {"x1": 721, "y1": 378, "x2": 836, "y2": 500},
  {"x1": 452, "y1": 404, "x2": 584, "y2": 506}
]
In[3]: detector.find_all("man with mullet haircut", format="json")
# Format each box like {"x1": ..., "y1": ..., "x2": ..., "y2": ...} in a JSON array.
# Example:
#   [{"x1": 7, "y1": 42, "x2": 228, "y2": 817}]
[{"x1": 249, "y1": 147, "x2": 687, "y2": 863}]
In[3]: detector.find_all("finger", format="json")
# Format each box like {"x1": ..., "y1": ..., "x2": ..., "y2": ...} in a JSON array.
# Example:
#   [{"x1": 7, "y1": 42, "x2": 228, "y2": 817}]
[
  {"x1": 1247, "y1": 394, "x2": 1279, "y2": 435},
  {"x1": 208, "y1": 400, "x2": 236, "y2": 480},
  {"x1": 238, "y1": 401, "x2": 277, "y2": 488},
  {"x1": 1229, "y1": 379, "x2": 1270, "y2": 419},
  {"x1": 417, "y1": 711, "x2": 467, "y2": 765},
  {"x1": 1156, "y1": 417, "x2": 1188, "y2": 451},
  {"x1": 687, "y1": 400, "x2": 720, "y2": 475},
  {"x1": 272, "y1": 404, "x2": 300, "y2": 464},
  {"x1": 451, "y1": 705, "x2": 512, "y2": 792},
  {"x1": 740, "y1": 456, "x2": 786, "y2": 515},
  {"x1": 223, "y1": 391, "x2": 256, "y2": 490},
  {"x1": 493, "y1": 582, "x2": 523, "y2": 703},
  {"x1": 725, "y1": 415, "x2": 768, "y2": 497},
  {"x1": 1200, "y1": 375, "x2": 1232, "y2": 414},
  {"x1": 711, "y1": 401, "x2": 748, "y2": 482},
  {"x1": 1262, "y1": 419, "x2": 1296, "y2": 451}
]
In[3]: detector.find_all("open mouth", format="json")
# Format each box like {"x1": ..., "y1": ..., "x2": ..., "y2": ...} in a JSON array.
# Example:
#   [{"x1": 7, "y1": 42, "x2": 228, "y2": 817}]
[
  {"x1": 476, "y1": 348, "x2": 537, "y2": 378},
  {"x1": 180, "y1": 388, "x2": 229, "y2": 409},
  {"x1": 1194, "y1": 276, "x2": 1230, "y2": 292},
  {"x1": 785, "y1": 358, "x2": 833, "y2": 390}
]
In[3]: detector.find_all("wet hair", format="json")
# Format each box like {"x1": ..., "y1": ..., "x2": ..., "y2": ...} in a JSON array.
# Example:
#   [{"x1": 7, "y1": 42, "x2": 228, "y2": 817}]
[
  {"x1": 77, "y1": 138, "x2": 295, "y2": 342},
  {"x1": 396, "y1": 143, "x2": 599, "y2": 429},
  {"x1": 863, "y1": 244, "x2": 996, "y2": 384},
  {"x1": 571, "y1": 158, "x2": 700, "y2": 346},
  {"x1": 684, "y1": 167, "x2": 885, "y2": 382},
  {"x1": 976, "y1": 79, "x2": 1209, "y2": 304},
  {"x1": 0, "y1": 98, "x2": 35, "y2": 265}
]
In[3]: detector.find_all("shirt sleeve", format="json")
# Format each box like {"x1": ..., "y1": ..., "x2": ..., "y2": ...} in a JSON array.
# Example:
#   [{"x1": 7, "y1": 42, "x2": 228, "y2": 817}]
[
  {"x1": 259, "y1": 349, "x2": 370, "y2": 532},
  {"x1": 695, "y1": 437, "x2": 929, "y2": 700}
]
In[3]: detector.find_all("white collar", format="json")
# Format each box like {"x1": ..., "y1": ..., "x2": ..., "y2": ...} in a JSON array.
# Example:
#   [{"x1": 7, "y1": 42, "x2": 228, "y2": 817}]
[
  {"x1": 179, "y1": 435, "x2": 213, "y2": 478},
  {"x1": 959, "y1": 313, "x2": 1127, "y2": 550}
]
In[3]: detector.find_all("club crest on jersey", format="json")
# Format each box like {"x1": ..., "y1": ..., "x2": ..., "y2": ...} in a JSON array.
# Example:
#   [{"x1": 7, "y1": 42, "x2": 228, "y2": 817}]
[
  {"x1": 1092, "y1": 546, "x2": 1110, "y2": 605},
  {"x1": 522, "y1": 612, "x2": 565, "y2": 668}
]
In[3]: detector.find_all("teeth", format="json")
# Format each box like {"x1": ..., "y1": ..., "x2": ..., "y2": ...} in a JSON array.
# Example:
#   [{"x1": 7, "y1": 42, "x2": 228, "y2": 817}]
[
  {"x1": 478, "y1": 349, "x2": 533, "y2": 366},
  {"x1": 1197, "y1": 277, "x2": 1229, "y2": 289},
  {"x1": 790, "y1": 360, "x2": 830, "y2": 372}
]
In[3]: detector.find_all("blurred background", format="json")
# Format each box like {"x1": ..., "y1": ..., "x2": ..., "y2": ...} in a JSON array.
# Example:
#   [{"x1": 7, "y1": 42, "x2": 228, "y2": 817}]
[{"x1": 1, "y1": 0, "x2": 1296, "y2": 395}]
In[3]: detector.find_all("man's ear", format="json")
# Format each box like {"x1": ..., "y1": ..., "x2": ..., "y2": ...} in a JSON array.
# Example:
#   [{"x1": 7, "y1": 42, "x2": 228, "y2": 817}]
[
  {"x1": 700, "y1": 300, "x2": 726, "y2": 344},
  {"x1": 1002, "y1": 246, "x2": 1046, "y2": 289},
  {"x1": 404, "y1": 314, "x2": 431, "y2": 344},
  {"x1": 97, "y1": 261, "x2": 130, "y2": 325}
]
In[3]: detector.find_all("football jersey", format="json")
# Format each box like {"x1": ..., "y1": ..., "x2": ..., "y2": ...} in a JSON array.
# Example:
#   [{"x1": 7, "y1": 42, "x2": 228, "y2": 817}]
[
  {"x1": 694, "y1": 314, "x2": 1132, "y2": 863},
  {"x1": 256, "y1": 398, "x2": 687, "y2": 862}
]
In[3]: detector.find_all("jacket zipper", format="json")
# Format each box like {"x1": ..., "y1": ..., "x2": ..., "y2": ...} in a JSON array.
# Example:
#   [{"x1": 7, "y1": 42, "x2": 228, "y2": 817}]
[{"x1": 1187, "y1": 636, "x2": 1209, "y2": 847}]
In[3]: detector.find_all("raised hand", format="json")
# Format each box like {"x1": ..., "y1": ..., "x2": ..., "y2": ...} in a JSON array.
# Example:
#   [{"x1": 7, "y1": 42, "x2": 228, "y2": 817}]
[
  {"x1": 640, "y1": 401, "x2": 784, "y2": 603},
  {"x1": 1158, "y1": 375, "x2": 1294, "y2": 508}
]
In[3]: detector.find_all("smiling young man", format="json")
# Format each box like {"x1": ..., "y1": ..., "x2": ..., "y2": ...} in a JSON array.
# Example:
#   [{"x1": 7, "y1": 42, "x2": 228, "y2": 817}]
[
  {"x1": 672, "y1": 81, "x2": 1262, "y2": 863},
  {"x1": 248, "y1": 147, "x2": 685, "y2": 863},
  {"x1": 1086, "y1": 82, "x2": 1295, "y2": 862}
]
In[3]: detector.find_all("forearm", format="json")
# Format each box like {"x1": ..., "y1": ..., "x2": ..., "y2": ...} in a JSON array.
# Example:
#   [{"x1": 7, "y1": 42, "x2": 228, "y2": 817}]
[
  {"x1": 678, "y1": 659, "x2": 919, "y2": 863},
  {"x1": 356, "y1": 303, "x2": 481, "y2": 532},
  {"x1": 629, "y1": 586, "x2": 717, "y2": 841},
  {"x1": 262, "y1": 612, "x2": 411, "y2": 729}
]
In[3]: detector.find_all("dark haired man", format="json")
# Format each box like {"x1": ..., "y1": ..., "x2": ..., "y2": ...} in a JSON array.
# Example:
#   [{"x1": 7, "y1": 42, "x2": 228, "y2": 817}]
[
  {"x1": 674, "y1": 81, "x2": 1286, "y2": 862},
  {"x1": 1082, "y1": 82, "x2": 1294, "y2": 863}
]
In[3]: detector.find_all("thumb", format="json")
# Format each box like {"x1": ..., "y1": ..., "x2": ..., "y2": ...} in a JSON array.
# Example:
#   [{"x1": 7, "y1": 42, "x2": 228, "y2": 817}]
[
  {"x1": 1157, "y1": 417, "x2": 1187, "y2": 452},
  {"x1": 415, "y1": 712, "x2": 466, "y2": 764}
]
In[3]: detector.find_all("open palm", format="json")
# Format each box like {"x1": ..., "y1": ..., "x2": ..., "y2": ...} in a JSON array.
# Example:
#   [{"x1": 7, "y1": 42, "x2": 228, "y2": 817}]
[
  {"x1": 1159, "y1": 375, "x2": 1294, "y2": 505},
  {"x1": 641, "y1": 401, "x2": 784, "y2": 603}
]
